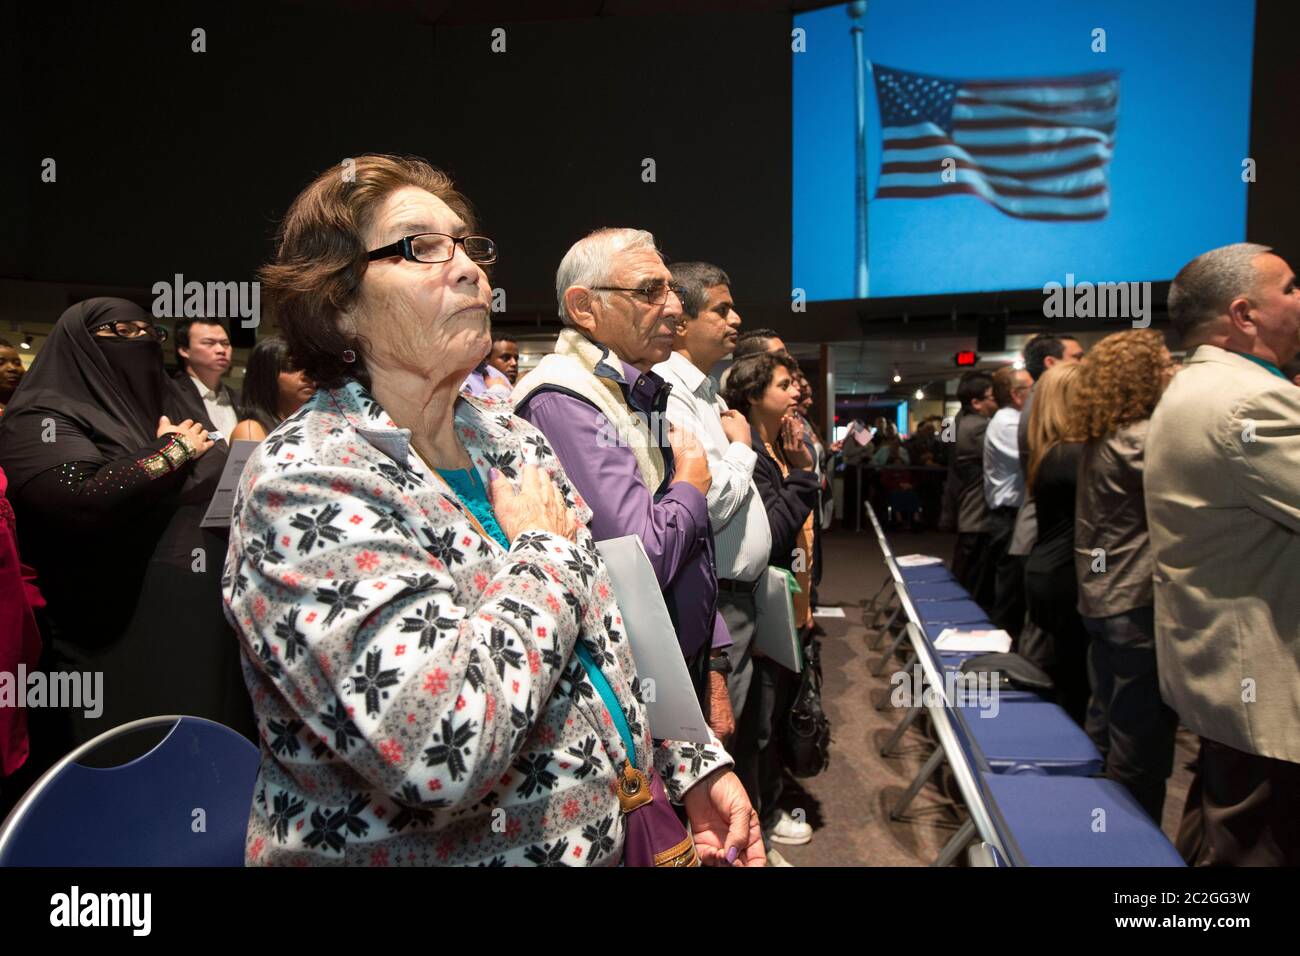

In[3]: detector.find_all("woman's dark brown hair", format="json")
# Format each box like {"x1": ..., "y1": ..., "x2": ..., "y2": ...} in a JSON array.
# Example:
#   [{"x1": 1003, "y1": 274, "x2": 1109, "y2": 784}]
[
  {"x1": 722, "y1": 351, "x2": 798, "y2": 417},
  {"x1": 259, "y1": 155, "x2": 477, "y2": 389}
]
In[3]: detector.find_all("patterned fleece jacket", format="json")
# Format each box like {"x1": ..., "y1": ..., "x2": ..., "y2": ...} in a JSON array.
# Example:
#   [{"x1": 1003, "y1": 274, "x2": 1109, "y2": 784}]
[{"x1": 222, "y1": 380, "x2": 731, "y2": 866}]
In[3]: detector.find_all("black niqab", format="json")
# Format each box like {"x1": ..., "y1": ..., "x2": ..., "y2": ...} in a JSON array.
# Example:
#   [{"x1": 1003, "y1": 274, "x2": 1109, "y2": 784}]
[{"x1": 0, "y1": 297, "x2": 212, "y2": 493}]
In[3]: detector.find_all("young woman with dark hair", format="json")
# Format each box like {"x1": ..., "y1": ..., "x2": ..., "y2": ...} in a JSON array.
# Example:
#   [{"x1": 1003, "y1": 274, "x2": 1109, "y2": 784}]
[{"x1": 230, "y1": 336, "x2": 316, "y2": 441}]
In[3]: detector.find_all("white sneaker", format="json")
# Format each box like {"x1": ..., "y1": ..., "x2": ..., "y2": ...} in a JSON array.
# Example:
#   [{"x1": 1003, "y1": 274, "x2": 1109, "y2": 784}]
[
  {"x1": 765, "y1": 809, "x2": 813, "y2": 846},
  {"x1": 766, "y1": 848, "x2": 794, "y2": 867}
]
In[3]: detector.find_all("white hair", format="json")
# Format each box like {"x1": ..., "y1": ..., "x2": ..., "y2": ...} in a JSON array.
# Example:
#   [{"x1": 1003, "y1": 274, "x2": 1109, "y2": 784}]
[{"x1": 555, "y1": 227, "x2": 660, "y2": 325}]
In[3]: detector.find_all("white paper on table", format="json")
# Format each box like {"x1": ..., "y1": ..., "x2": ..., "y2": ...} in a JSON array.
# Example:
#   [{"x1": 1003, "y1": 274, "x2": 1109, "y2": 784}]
[
  {"x1": 933, "y1": 628, "x2": 1013, "y2": 653},
  {"x1": 754, "y1": 567, "x2": 803, "y2": 673},
  {"x1": 895, "y1": 553, "x2": 944, "y2": 567},
  {"x1": 594, "y1": 536, "x2": 711, "y2": 743},
  {"x1": 813, "y1": 606, "x2": 846, "y2": 619},
  {"x1": 199, "y1": 440, "x2": 261, "y2": 529}
]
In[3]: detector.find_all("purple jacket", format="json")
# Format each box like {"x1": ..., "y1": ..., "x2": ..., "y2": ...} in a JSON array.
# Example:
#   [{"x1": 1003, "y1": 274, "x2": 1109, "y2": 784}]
[{"x1": 515, "y1": 354, "x2": 729, "y2": 662}]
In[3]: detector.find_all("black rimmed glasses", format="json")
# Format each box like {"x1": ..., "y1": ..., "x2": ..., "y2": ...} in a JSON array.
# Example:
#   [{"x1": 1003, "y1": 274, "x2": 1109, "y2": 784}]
[
  {"x1": 366, "y1": 233, "x2": 497, "y2": 265},
  {"x1": 590, "y1": 282, "x2": 687, "y2": 306},
  {"x1": 92, "y1": 321, "x2": 169, "y2": 342}
]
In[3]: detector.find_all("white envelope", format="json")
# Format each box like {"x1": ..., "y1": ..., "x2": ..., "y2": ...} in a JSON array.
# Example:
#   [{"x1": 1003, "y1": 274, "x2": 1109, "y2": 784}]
[
  {"x1": 895, "y1": 553, "x2": 944, "y2": 567},
  {"x1": 594, "y1": 536, "x2": 711, "y2": 743},
  {"x1": 933, "y1": 628, "x2": 1013, "y2": 653},
  {"x1": 754, "y1": 567, "x2": 803, "y2": 673},
  {"x1": 200, "y1": 439, "x2": 261, "y2": 529}
]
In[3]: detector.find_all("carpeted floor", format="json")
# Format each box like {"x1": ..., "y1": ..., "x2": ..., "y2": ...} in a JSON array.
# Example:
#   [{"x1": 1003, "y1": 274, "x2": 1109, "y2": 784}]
[{"x1": 768, "y1": 526, "x2": 1197, "y2": 867}]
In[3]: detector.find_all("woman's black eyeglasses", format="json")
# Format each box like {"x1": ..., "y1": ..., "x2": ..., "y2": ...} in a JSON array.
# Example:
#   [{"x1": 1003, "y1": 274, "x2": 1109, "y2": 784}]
[
  {"x1": 367, "y1": 233, "x2": 497, "y2": 265},
  {"x1": 92, "y1": 321, "x2": 169, "y2": 342}
]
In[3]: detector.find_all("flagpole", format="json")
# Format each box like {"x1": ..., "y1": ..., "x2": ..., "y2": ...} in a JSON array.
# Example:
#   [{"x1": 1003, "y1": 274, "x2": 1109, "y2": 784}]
[{"x1": 850, "y1": 1, "x2": 869, "y2": 298}]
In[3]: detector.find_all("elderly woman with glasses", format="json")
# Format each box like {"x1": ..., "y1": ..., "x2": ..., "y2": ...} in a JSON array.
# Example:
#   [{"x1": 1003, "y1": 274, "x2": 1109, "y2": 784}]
[
  {"x1": 225, "y1": 155, "x2": 757, "y2": 867},
  {"x1": 0, "y1": 298, "x2": 252, "y2": 787}
]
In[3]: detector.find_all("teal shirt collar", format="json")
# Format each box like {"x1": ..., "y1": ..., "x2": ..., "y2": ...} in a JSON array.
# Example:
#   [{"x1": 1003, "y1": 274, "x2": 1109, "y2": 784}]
[{"x1": 1231, "y1": 351, "x2": 1287, "y2": 379}]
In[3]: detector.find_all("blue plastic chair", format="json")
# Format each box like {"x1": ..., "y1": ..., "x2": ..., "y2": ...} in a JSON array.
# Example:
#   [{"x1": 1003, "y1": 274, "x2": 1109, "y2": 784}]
[
  {"x1": 981, "y1": 772, "x2": 1185, "y2": 866},
  {"x1": 0, "y1": 715, "x2": 259, "y2": 867},
  {"x1": 954, "y1": 700, "x2": 1104, "y2": 775},
  {"x1": 916, "y1": 598, "x2": 991, "y2": 628},
  {"x1": 905, "y1": 580, "x2": 972, "y2": 602},
  {"x1": 898, "y1": 564, "x2": 956, "y2": 585},
  {"x1": 897, "y1": 624, "x2": 1181, "y2": 867}
]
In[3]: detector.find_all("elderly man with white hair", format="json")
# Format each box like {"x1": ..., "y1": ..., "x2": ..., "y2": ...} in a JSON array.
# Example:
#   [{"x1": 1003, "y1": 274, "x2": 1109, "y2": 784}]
[
  {"x1": 513, "y1": 229, "x2": 737, "y2": 728},
  {"x1": 1148, "y1": 241, "x2": 1300, "y2": 866}
]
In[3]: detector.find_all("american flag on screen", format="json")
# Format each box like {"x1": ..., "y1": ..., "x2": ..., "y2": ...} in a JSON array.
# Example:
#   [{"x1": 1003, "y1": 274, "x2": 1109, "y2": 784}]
[{"x1": 872, "y1": 64, "x2": 1119, "y2": 221}]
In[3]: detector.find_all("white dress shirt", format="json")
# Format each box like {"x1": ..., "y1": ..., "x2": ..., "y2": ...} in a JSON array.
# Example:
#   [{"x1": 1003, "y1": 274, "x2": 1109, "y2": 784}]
[
  {"x1": 983, "y1": 405, "x2": 1024, "y2": 509},
  {"x1": 187, "y1": 372, "x2": 239, "y2": 440},
  {"x1": 654, "y1": 350, "x2": 771, "y2": 582}
]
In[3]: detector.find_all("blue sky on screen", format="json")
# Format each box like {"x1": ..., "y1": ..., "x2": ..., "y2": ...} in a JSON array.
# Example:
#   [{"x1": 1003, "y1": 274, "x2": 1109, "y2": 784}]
[{"x1": 793, "y1": 0, "x2": 1256, "y2": 301}]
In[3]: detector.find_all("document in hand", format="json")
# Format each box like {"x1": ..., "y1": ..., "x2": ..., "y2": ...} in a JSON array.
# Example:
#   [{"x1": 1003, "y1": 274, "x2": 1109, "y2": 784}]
[
  {"x1": 755, "y1": 567, "x2": 803, "y2": 673},
  {"x1": 933, "y1": 628, "x2": 1013, "y2": 653},
  {"x1": 200, "y1": 439, "x2": 261, "y2": 529},
  {"x1": 594, "y1": 535, "x2": 711, "y2": 743}
]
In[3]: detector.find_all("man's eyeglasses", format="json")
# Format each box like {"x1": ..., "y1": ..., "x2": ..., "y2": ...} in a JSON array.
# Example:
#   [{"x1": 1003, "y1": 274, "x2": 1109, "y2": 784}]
[
  {"x1": 367, "y1": 233, "x2": 497, "y2": 265},
  {"x1": 92, "y1": 321, "x2": 169, "y2": 342},
  {"x1": 590, "y1": 283, "x2": 687, "y2": 306}
]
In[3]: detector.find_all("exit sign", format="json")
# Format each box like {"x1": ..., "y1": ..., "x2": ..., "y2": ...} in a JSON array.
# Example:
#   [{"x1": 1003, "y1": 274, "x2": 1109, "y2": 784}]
[{"x1": 954, "y1": 350, "x2": 978, "y2": 367}]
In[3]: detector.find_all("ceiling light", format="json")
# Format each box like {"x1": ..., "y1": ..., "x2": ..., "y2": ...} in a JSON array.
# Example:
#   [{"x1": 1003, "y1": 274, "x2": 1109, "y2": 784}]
[{"x1": 914, "y1": 388, "x2": 925, "y2": 400}]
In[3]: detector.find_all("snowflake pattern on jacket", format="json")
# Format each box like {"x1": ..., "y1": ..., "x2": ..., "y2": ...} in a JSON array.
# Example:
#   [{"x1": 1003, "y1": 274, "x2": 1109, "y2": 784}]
[{"x1": 222, "y1": 381, "x2": 731, "y2": 866}]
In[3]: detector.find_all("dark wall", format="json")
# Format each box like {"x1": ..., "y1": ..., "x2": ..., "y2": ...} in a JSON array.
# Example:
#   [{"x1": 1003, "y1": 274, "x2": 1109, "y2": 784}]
[
  {"x1": 5, "y1": 0, "x2": 1297, "y2": 349},
  {"x1": 4, "y1": 1, "x2": 792, "y2": 343}
]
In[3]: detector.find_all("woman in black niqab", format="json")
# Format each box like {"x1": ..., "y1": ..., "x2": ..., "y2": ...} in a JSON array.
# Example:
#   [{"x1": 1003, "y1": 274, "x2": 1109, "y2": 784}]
[{"x1": 0, "y1": 298, "x2": 255, "y2": 784}]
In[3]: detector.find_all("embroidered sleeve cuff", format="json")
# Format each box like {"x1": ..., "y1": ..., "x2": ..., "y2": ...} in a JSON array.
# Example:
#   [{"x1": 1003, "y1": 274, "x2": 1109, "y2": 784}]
[{"x1": 655, "y1": 730, "x2": 734, "y2": 804}]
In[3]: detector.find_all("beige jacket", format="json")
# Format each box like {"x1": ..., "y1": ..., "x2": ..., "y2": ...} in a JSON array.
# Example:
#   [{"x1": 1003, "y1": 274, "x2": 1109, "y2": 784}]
[{"x1": 1145, "y1": 345, "x2": 1300, "y2": 763}]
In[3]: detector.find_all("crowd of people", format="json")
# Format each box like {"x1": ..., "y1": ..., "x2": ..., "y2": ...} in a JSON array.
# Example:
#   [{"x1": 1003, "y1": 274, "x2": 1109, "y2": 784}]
[
  {"x1": 939, "y1": 248, "x2": 1300, "y2": 864},
  {"x1": 0, "y1": 153, "x2": 1295, "y2": 867},
  {"x1": 0, "y1": 156, "x2": 836, "y2": 867}
]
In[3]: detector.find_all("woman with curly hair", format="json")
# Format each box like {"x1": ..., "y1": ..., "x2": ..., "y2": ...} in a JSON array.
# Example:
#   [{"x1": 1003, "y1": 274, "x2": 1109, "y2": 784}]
[{"x1": 1071, "y1": 329, "x2": 1179, "y2": 823}]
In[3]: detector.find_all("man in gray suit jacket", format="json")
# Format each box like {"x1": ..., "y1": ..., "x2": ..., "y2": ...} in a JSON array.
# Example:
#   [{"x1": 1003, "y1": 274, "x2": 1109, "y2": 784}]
[
  {"x1": 1148, "y1": 242, "x2": 1300, "y2": 865},
  {"x1": 940, "y1": 371, "x2": 997, "y2": 607}
]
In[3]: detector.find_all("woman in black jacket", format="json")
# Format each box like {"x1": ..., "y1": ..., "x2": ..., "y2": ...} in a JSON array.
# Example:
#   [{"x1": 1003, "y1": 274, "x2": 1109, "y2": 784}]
[
  {"x1": 1023, "y1": 363, "x2": 1089, "y2": 725},
  {"x1": 722, "y1": 351, "x2": 822, "y2": 850},
  {"x1": 723, "y1": 353, "x2": 820, "y2": 583}
]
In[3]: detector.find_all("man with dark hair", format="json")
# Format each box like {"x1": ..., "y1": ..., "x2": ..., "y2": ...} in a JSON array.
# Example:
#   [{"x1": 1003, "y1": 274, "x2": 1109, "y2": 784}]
[
  {"x1": 1022, "y1": 333, "x2": 1085, "y2": 381},
  {"x1": 0, "y1": 339, "x2": 25, "y2": 414},
  {"x1": 940, "y1": 370, "x2": 997, "y2": 603},
  {"x1": 732, "y1": 328, "x2": 786, "y2": 359},
  {"x1": 653, "y1": 262, "x2": 799, "y2": 854},
  {"x1": 1147, "y1": 242, "x2": 1300, "y2": 865},
  {"x1": 983, "y1": 366, "x2": 1032, "y2": 635},
  {"x1": 487, "y1": 333, "x2": 519, "y2": 384},
  {"x1": 174, "y1": 317, "x2": 237, "y2": 438}
]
